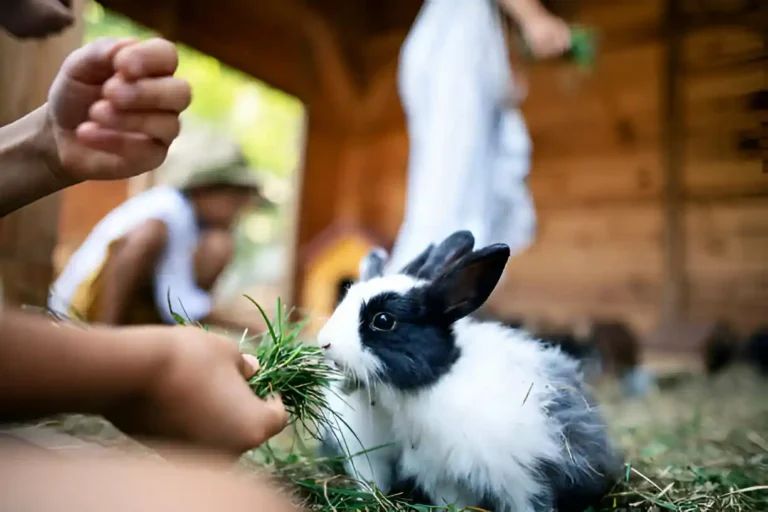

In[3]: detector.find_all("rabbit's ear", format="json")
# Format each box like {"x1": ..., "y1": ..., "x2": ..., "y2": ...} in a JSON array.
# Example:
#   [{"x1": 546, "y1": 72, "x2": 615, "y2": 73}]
[
  {"x1": 359, "y1": 248, "x2": 389, "y2": 281},
  {"x1": 399, "y1": 244, "x2": 435, "y2": 277},
  {"x1": 417, "y1": 231, "x2": 475, "y2": 279},
  {"x1": 427, "y1": 244, "x2": 510, "y2": 322}
]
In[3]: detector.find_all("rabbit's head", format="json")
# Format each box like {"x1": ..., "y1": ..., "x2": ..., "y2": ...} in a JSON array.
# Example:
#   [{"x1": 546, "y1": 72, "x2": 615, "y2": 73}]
[{"x1": 317, "y1": 231, "x2": 510, "y2": 391}]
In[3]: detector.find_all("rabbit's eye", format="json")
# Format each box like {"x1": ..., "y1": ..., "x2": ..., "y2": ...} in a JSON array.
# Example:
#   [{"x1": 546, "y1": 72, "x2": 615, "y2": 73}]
[{"x1": 371, "y1": 312, "x2": 396, "y2": 331}]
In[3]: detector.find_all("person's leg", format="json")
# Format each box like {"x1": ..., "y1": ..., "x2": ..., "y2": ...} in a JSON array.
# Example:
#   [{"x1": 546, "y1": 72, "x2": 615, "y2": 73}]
[
  {"x1": 194, "y1": 229, "x2": 235, "y2": 292},
  {"x1": 388, "y1": 35, "x2": 494, "y2": 273}
]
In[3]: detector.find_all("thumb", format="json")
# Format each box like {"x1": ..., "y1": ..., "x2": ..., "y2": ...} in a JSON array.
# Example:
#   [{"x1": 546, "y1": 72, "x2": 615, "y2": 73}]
[
  {"x1": 239, "y1": 353, "x2": 260, "y2": 380},
  {"x1": 61, "y1": 37, "x2": 137, "y2": 85}
]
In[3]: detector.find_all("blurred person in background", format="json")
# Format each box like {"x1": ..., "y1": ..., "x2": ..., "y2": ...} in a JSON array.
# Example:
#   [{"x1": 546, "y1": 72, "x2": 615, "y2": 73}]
[
  {"x1": 1, "y1": 5, "x2": 295, "y2": 511},
  {"x1": 48, "y1": 133, "x2": 271, "y2": 334},
  {"x1": 387, "y1": 0, "x2": 571, "y2": 272}
]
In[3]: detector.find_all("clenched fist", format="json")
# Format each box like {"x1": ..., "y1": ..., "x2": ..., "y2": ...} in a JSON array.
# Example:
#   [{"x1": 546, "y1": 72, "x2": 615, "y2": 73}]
[{"x1": 48, "y1": 37, "x2": 191, "y2": 183}]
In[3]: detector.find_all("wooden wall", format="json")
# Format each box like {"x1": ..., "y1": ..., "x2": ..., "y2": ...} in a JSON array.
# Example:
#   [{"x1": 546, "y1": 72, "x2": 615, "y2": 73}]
[
  {"x1": 55, "y1": 180, "x2": 131, "y2": 275},
  {"x1": 0, "y1": 0, "x2": 85, "y2": 307},
  {"x1": 295, "y1": 0, "x2": 767, "y2": 348},
  {"x1": 487, "y1": 0, "x2": 766, "y2": 343}
]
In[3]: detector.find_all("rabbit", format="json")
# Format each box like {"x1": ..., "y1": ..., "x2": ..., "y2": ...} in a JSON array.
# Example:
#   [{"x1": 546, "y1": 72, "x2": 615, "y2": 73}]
[{"x1": 318, "y1": 231, "x2": 622, "y2": 512}]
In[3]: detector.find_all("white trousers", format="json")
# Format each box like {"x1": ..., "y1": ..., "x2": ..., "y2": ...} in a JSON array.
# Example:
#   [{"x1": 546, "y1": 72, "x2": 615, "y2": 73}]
[{"x1": 387, "y1": 0, "x2": 536, "y2": 273}]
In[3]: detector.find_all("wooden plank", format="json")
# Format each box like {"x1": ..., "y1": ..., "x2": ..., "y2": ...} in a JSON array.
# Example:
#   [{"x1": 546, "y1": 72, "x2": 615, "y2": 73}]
[
  {"x1": 529, "y1": 152, "x2": 663, "y2": 206},
  {"x1": 683, "y1": 24, "x2": 765, "y2": 74},
  {"x1": 501, "y1": 205, "x2": 664, "y2": 279},
  {"x1": 683, "y1": 198, "x2": 768, "y2": 331},
  {"x1": 684, "y1": 199, "x2": 768, "y2": 271},
  {"x1": 577, "y1": 0, "x2": 663, "y2": 30},
  {"x1": 684, "y1": 66, "x2": 764, "y2": 103},
  {"x1": 683, "y1": 159, "x2": 767, "y2": 195}
]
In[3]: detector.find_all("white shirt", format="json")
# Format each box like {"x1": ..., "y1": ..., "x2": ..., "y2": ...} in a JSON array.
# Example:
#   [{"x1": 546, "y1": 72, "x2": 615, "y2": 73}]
[{"x1": 48, "y1": 186, "x2": 212, "y2": 324}]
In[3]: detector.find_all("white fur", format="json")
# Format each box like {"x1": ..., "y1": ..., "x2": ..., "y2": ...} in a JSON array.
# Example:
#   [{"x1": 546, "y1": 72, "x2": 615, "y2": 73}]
[
  {"x1": 321, "y1": 381, "x2": 398, "y2": 492},
  {"x1": 381, "y1": 320, "x2": 567, "y2": 511},
  {"x1": 318, "y1": 276, "x2": 591, "y2": 511}
]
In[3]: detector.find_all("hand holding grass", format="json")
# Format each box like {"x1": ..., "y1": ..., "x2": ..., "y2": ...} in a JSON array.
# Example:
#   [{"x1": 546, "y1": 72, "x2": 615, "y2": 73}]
[{"x1": 104, "y1": 324, "x2": 290, "y2": 457}]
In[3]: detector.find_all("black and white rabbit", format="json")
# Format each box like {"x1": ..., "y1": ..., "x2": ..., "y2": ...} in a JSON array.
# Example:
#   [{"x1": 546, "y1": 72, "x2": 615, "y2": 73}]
[{"x1": 318, "y1": 231, "x2": 622, "y2": 512}]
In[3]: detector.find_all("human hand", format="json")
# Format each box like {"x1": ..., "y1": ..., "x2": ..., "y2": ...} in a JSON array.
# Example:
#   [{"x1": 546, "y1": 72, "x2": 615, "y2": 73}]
[
  {"x1": 521, "y1": 13, "x2": 571, "y2": 60},
  {"x1": 0, "y1": 0, "x2": 74, "y2": 39},
  {"x1": 105, "y1": 326, "x2": 289, "y2": 457},
  {"x1": 47, "y1": 37, "x2": 191, "y2": 184}
]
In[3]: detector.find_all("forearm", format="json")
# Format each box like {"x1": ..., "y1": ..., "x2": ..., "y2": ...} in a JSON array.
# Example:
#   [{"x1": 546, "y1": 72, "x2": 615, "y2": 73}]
[
  {"x1": 96, "y1": 246, "x2": 154, "y2": 325},
  {"x1": 0, "y1": 105, "x2": 74, "y2": 216},
  {"x1": 0, "y1": 309, "x2": 167, "y2": 423}
]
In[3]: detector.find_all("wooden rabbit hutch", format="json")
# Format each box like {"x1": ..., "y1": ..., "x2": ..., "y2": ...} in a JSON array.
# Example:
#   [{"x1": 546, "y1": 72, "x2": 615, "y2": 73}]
[{"x1": 1, "y1": 0, "x2": 765, "y2": 353}]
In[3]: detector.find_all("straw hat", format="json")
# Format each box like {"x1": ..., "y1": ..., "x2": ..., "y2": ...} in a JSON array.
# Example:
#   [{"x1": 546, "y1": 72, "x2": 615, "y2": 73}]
[{"x1": 153, "y1": 121, "x2": 270, "y2": 204}]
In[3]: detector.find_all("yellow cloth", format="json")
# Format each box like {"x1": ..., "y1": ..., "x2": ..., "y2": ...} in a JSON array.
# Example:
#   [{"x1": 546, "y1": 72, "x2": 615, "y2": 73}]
[{"x1": 67, "y1": 242, "x2": 161, "y2": 325}]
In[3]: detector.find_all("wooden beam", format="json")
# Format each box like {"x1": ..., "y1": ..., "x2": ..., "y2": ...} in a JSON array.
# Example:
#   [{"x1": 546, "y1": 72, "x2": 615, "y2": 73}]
[
  {"x1": 99, "y1": 0, "x2": 311, "y2": 100},
  {"x1": 660, "y1": 0, "x2": 687, "y2": 323}
]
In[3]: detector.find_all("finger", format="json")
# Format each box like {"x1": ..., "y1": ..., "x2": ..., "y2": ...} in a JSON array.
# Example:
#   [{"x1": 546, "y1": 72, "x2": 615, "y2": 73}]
[
  {"x1": 239, "y1": 354, "x2": 260, "y2": 379},
  {"x1": 60, "y1": 37, "x2": 138, "y2": 85},
  {"x1": 225, "y1": 385, "x2": 290, "y2": 452},
  {"x1": 245, "y1": 394, "x2": 290, "y2": 447},
  {"x1": 103, "y1": 76, "x2": 192, "y2": 113},
  {"x1": 89, "y1": 100, "x2": 181, "y2": 145},
  {"x1": 113, "y1": 37, "x2": 179, "y2": 80},
  {"x1": 265, "y1": 395, "x2": 291, "y2": 430},
  {"x1": 75, "y1": 122, "x2": 168, "y2": 177}
]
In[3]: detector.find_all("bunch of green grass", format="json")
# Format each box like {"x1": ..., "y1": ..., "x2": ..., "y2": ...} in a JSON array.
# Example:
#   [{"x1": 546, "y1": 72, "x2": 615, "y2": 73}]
[
  {"x1": 249, "y1": 441, "x2": 462, "y2": 511},
  {"x1": 241, "y1": 296, "x2": 339, "y2": 438}
]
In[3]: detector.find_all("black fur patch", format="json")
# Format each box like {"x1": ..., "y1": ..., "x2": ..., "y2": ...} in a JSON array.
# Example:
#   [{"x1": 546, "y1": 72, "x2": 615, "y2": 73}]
[
  {"x1": 530, "y1": 458, "x2": 605, "y2": 512},
  {"x1": 389, "y1": 476, "x2": 435, "y2": 505},
  {"x1": 358, "y1": 288, "x2": 460, "y2": 391}
]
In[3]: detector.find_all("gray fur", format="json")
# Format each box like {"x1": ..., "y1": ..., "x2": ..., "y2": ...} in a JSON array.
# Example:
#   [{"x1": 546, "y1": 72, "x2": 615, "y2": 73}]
[
  {"x1": 359, "y1": 247, "x2": 389, "y2": 281},
  {"x1": 529, "y1": 348, "x2": 623, "y2": 512}
]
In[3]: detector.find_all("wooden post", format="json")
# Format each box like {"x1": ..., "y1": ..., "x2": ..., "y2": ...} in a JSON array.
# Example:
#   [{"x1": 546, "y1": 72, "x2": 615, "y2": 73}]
[
  {"x1": 660, "y1": 0, "x2": 686, "y2": 323},
  {"x1": 0, "y1": 0, "x2": 85, "y2": 307},
  {"x1": 290, "y1": 20, "x2": 409, "y2": 310}
]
